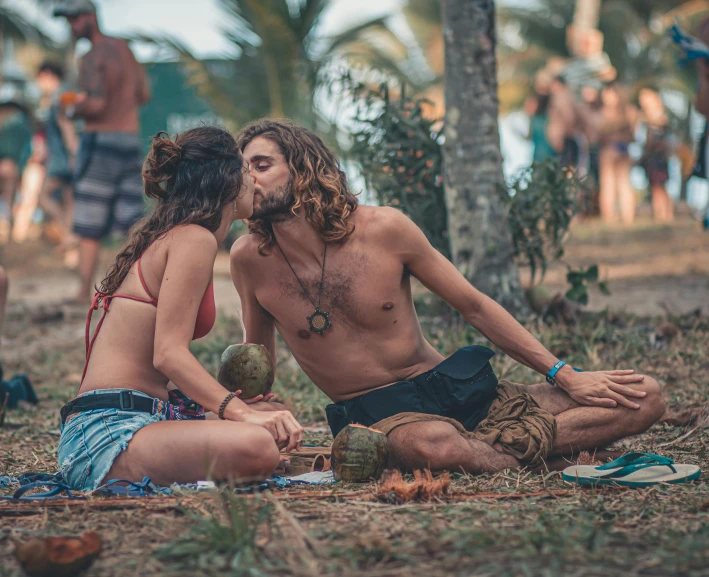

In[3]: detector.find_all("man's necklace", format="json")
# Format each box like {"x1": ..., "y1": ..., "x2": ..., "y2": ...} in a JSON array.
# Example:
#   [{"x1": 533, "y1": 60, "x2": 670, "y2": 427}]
[{"x1": 275, "y1": 240, "x2": 332, "y2": 335}]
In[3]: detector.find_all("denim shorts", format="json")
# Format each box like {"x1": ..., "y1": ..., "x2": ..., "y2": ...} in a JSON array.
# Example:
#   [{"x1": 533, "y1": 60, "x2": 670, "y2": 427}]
[{"x1": 57, "y1": 388, "x2": 203, "y2": 491}]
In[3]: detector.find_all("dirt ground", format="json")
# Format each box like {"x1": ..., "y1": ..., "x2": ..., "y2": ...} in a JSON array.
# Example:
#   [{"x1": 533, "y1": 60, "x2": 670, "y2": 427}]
[
  {"x1": 3, "y1": 216, "x2": 709, "y2": 319},
  {"x1": 1, "y1": 217, "x2": 708, "y2": 577},
  {"x1": 539, "y1": 218, "x2": 709, "y2": 317}
]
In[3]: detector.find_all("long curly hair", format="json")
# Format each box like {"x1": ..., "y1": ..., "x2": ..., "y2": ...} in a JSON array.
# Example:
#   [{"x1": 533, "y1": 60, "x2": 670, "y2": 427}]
[
  {"x1": 236, "y1": 119, "x2": 358, "y2": 254},
  {"x1": 99, "y1": 126, "x2": 244, "y2": 298}
]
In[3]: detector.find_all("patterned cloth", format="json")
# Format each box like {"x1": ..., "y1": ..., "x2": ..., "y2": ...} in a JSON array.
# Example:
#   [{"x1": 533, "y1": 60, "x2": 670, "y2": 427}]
[{"x1": 160, "y1": 388, "x2": 205, "y2": 420}]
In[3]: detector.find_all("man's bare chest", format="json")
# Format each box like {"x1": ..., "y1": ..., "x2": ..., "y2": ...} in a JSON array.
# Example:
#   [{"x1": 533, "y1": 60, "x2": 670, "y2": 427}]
[{"x1": 255, "y1": 250, "x2": 408, "y2": 335}]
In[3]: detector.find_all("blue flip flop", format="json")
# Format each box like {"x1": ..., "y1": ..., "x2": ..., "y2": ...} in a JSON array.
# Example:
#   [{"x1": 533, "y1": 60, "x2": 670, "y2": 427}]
[{"x1": 562, "y1": 452, "x2": 701, "y2": 487}]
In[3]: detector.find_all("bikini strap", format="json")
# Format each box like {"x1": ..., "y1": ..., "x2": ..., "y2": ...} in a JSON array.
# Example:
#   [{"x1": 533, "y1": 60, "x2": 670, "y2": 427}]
[
  {"x1": 79, "y1": 289, "x2": 158, "y2": 387},
  {"x1": 137, "y1": 257, "x2": 158, "y2": 304},
  {"x1": 80, "y1": 292, "x2": 110, "y2": 386},
  {"x1": 79, "y1": 258, "x2": 158, "y2": 388}
]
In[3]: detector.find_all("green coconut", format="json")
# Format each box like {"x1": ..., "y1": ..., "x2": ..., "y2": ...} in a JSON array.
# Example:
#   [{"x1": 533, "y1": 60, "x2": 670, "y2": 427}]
[
  {"x1": 331, "y1": 424, "x2": 390, "y2": 482},
  {"x1": 217, "y1": 344, "x2": 274, "y2": 399}
]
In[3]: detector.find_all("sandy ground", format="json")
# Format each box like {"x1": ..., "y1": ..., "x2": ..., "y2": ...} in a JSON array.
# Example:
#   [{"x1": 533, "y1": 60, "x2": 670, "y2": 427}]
[
  {"x1": 2, "y1": 216, "x2": 708, "y2": 318},
  {"x1": 538, "y1": 218, "x2": 709, "y2": 316}
]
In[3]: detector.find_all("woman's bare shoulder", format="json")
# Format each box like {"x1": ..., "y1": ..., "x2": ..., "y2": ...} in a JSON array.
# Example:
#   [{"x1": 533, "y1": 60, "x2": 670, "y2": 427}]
[{"x1": 166, "y1": 224, "x2": 218, "y2": 252}]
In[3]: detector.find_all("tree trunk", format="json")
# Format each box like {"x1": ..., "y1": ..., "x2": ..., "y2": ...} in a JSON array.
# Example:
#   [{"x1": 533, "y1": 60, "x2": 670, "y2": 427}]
[{"x1": 442, "y1": 0, "x2": 528, "y2": 316}]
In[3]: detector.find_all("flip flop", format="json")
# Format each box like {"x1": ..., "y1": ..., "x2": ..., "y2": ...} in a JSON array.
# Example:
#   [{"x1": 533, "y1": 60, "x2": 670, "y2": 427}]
[{"x1": 562, "y1": 452, "x2": 701, "y2": 487}]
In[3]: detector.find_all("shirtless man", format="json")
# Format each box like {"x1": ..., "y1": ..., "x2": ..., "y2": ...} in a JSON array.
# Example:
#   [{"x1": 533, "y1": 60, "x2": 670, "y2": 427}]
[
  {"x1": 231, "y1": 119, "x2": 665, "y2": 473},
  {"x1": 54, "y1": 0, "x2": 151, "y2": 302}
]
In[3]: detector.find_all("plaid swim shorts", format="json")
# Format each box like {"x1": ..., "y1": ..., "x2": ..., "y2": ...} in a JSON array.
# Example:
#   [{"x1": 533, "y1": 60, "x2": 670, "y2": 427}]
[{"x1": 72, "y1": 132, "x2": 146, "y2": 240}]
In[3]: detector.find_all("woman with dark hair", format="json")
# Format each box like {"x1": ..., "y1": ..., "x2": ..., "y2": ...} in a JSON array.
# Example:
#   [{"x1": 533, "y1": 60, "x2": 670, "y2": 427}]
[{"x1": 57, "y1": 126, "x2": 303, "y2": 491}]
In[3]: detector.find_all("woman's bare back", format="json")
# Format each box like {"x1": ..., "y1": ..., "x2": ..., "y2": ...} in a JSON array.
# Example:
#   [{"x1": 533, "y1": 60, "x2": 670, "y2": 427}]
[{"x1": 79, "y1": 231, "x2": 176, "y2": 400}]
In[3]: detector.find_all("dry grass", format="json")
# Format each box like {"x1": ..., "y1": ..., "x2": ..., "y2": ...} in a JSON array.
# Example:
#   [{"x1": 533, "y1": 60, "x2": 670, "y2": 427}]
[{"x1": 1, "y1": 302, "x2": 708, "y2": 577}]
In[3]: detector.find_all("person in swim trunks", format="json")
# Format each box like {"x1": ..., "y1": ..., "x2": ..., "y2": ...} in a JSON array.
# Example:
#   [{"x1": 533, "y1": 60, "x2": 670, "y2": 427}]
[
  {"x1": 230, "y1": 119, "x2": 666, "y2": 473},
  {"x1": 57, "y1": 127, "x2": 303, "y2": 491},
  {"x1": 54, "y1": 0, "x2": 152, "y2": 303}
]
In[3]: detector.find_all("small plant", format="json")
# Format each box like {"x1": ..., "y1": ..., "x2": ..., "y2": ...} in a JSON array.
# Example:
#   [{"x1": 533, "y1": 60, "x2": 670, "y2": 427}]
[
  {"x1": 334, "y1": 72, "x2": 607, "y2": 309},
  {"x1": 154, "y1": 490, "x2": 273, "y2": 575},
  {"x1": 334, "y1": 72, "x2": 449, "y2": 256},
  {"x1": 565, "y1": 264, "x2": 610, "y2": 306},
  {"x1": 504, "y1": 160, "x2": 585, "y2": 284}
]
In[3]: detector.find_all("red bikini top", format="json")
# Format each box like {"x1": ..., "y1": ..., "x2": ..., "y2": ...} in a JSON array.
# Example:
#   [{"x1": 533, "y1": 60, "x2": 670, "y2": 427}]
[{"x1": 80, "y1": 256, "x2": 216, "y2": 385}]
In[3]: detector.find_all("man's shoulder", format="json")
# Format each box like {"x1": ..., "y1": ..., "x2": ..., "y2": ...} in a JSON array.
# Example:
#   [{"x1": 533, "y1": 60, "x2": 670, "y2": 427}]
[
  {"x1": 355, "y1": 205, "x2": 414, "y2": 239},
  {"x1": 230, "y1": 233, "x2": 265, "y2": 265},
  {"x1": 83, "y1": 38, "x2": 124, "y2": 61}
]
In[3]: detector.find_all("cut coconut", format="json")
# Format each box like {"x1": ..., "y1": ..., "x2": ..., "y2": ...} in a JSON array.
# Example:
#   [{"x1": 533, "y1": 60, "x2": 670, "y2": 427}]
[
  {"x1": 14, "y1": 531, "x2": 102, "y2": 577},
  {"x1": 217, "y1": 343, "x2": 274, "y2": 399},
  {"x1": 331, "y1": 424, "x2": 389, "y2": 482}
]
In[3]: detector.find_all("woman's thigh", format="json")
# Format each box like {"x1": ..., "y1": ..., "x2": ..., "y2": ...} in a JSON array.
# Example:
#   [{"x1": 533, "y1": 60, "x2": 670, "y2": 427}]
[{"x1": 105, "y1": 419, "x2": 280, "y2": 487}]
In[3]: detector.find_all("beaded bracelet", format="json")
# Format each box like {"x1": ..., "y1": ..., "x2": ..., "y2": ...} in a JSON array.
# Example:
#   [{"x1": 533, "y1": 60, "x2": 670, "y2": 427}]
[{"x1": 218, "y1": 392, "x2": 238, "y2": 420}]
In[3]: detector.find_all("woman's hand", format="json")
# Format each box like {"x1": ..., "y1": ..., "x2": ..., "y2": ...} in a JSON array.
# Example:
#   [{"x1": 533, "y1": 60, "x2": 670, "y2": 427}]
[
  {"x1": 240, "y1": 407, "x2": 304, "y2": 452},
  {"x1": 236, "y1": 390, "x2": 275, "y2": 405},
  {"x1": 556, "y1": 368, "x2": 647, "y2": 409}
]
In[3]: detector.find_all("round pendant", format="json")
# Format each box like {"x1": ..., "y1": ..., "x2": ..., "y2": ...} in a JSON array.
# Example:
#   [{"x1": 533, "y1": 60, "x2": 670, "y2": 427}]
[{"x1": 307, "y1": 309, "x2": 332, "y2": 335}]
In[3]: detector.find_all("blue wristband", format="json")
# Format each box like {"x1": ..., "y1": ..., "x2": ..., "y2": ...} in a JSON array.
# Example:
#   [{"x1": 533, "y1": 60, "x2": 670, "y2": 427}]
[
  {"x1": 546, "y1": 361, "x2": 566, "y2": 386},
  {"x1": 546, "y1": 362, "x2": 584, "y2": 386}
]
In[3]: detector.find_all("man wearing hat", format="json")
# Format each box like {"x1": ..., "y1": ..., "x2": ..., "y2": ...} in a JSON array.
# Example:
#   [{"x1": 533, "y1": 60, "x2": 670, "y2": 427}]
[{"x1": 54, "y1": 0, "x2": 151, "y2": 303}]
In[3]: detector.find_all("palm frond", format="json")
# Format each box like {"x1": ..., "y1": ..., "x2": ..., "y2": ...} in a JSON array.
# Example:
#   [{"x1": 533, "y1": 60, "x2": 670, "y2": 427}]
[{"x1": 0, "y1": 5, "x2": 55, "y2": 46}]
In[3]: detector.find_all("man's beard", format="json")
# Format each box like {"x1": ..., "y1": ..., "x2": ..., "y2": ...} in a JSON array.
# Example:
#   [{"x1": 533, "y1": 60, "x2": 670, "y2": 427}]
[{"x1": 250, "y1": 179, "x2": 295, "y2": 223}]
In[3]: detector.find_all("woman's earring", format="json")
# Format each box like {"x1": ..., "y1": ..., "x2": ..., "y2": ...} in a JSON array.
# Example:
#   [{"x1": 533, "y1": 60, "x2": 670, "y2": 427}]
[{"x1": 233, "y1": 200, "x2": 239, "y2": 217}]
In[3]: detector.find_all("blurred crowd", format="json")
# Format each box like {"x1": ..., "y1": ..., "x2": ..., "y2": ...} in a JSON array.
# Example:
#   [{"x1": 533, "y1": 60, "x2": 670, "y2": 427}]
[
  {"x1": 523, "y1": 57, "x2": 682, "y2": 226},
  {"x1": 0, "y1": 61, "x2": 77, "y2": 253},
  {"x1": 0, "y1": 0, "x2": 149, "y2": 304}
]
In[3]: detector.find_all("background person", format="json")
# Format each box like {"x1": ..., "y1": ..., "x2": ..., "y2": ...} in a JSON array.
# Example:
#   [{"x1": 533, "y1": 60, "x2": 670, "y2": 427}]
[
  {"x1": 0, "y1": 100, "x2": 33, "y2": 243},
  {"x1": 598, "y1": 83, "x2": 637, "y2": 225},
  {"x1": 54, "y1": 0, "x2": 152, "y2": 303},
  {"x1": 36, "y1": 61, "x2": 78, "y2": 250},
  {"x1": 638, "y1": 88, "x2": 673, "y2": 224},
  {"x1": 546, "y1": 74, "x2": 581, "y2": 169}
]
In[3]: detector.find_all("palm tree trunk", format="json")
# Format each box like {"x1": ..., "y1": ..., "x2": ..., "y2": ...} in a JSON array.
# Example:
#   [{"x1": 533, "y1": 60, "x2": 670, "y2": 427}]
[{"x1": 441, "y1": 0, "x2": 528, "y2": 316}]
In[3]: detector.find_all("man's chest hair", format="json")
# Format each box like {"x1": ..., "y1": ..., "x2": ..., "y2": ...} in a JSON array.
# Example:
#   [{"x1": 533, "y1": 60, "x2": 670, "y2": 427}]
[{"x1": 275, "y1": 251, "x2": 368, "y2": 316}]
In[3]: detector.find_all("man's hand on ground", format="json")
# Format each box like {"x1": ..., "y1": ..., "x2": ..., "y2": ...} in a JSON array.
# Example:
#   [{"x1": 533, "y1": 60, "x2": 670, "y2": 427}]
[{"x1": 555, "y1": 368, "x2": 647, "y2": 409}]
